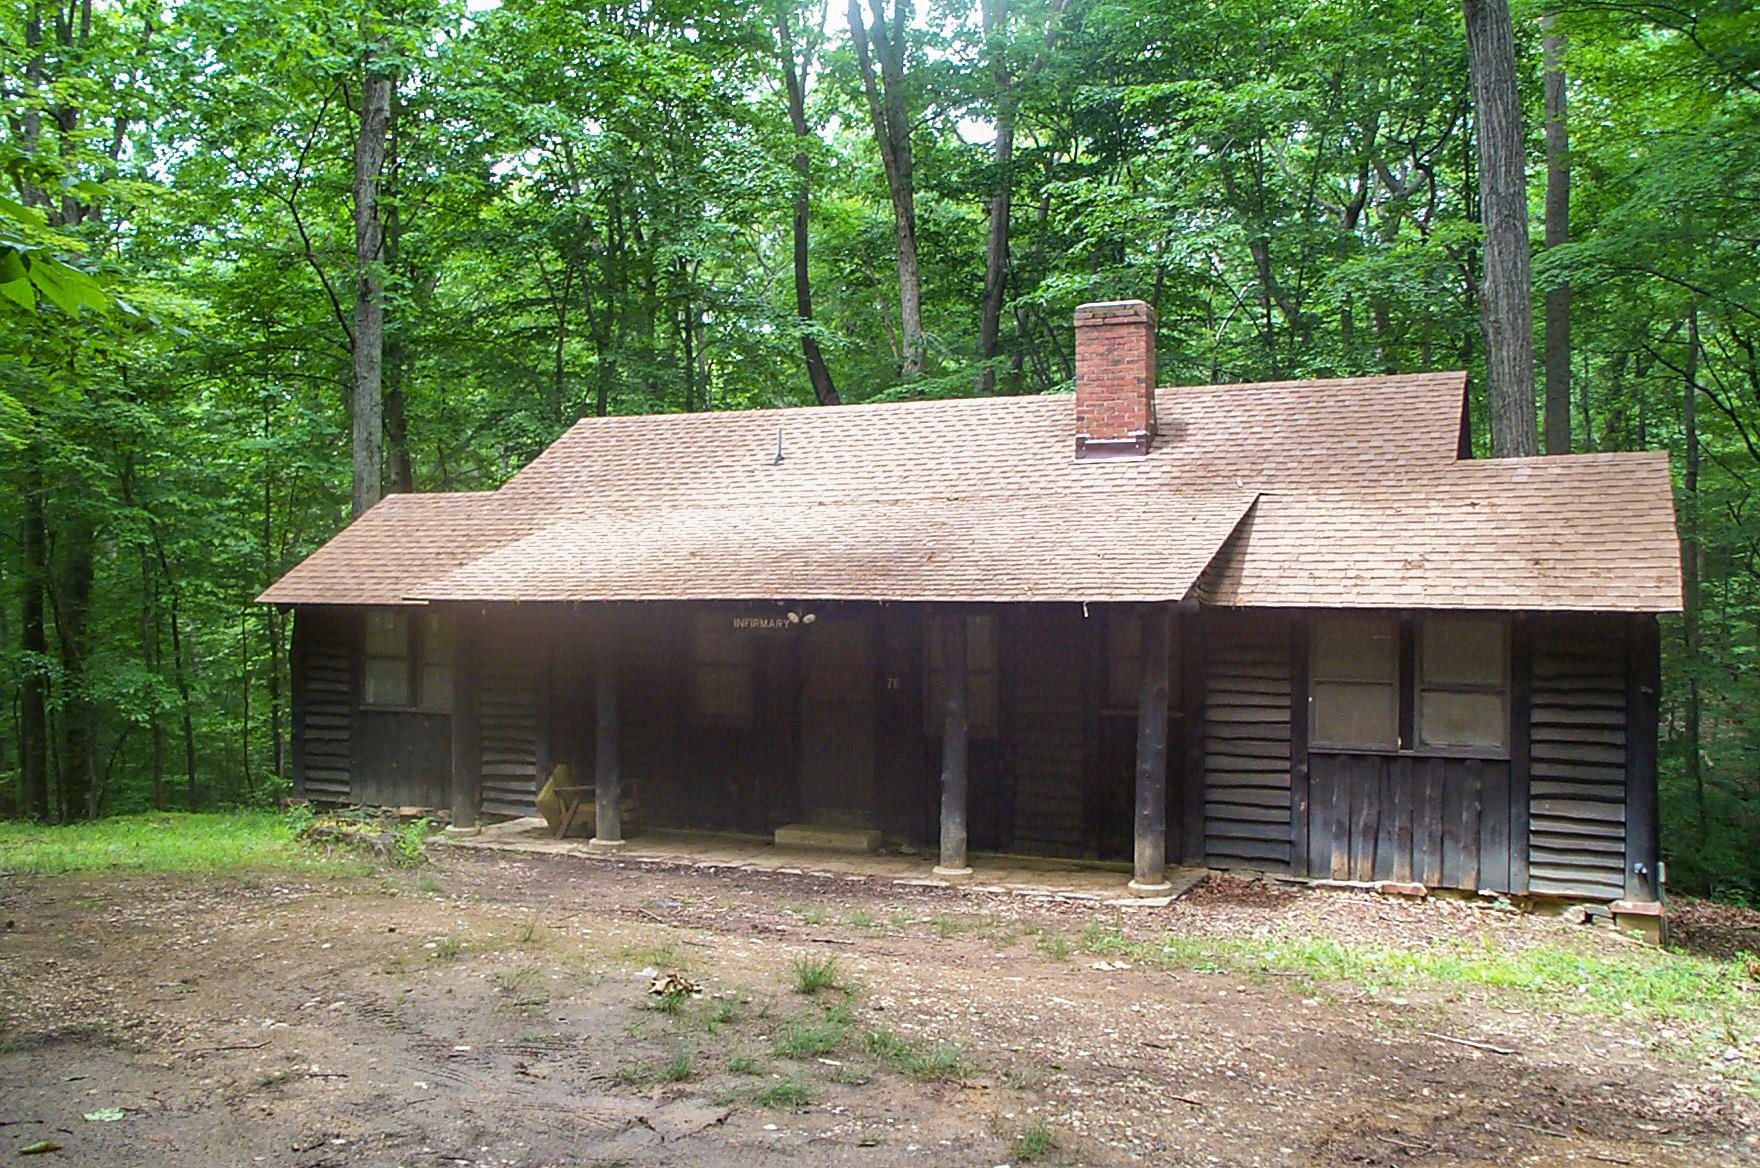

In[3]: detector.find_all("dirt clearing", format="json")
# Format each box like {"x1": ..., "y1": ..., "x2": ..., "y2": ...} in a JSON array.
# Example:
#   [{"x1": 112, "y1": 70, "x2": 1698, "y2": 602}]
[{"x1": 1, "y1": 848, "x2": 1756, "y2": 1166}]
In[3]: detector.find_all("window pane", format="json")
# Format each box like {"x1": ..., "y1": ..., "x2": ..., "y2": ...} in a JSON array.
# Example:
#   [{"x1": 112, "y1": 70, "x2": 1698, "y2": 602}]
[
  {"x1": 421, "y1": 662, "x2": 452, "y2": 710},
  {"x1": 1421, "y1": 617, "x2": 1505, "y2": 687},
  {"x1": 365, "y1": 610, "x2": 407, "y2": 657},
  {"x1": 1311, "y1": 615, "x2": 1397, "y2": 683},
  {"x1": 1419, "y1": 690, "x2": 1506, "y2": 750},
  {"x1": 364, "y1": 656, "x2": 410, "y2": 706},
  {"x1": 1311, "y1": 680, "x2": 1397, "y2": 748}
]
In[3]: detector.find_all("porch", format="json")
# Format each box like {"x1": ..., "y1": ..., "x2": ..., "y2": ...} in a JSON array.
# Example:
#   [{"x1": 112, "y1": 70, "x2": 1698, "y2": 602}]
[{"x1": 443, "y1": 818, "x2": 1210, "y2": 904}]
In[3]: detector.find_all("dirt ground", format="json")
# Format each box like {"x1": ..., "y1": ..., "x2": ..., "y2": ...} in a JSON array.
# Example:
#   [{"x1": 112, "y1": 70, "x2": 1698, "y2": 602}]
[{"x1": 1, "y1": 847, "x2": 1756, "y2": 1167}]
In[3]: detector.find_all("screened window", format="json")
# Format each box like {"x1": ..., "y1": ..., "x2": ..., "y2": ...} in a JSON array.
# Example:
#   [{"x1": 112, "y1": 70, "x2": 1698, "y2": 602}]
[
  {"x1": 692, "y1": 616, "x2": 755, "y2": 729},
  {"x1": 1417, "y1": 616, "x2": 1509, "y2": 751},
  {"x1": 1309, "y1": 614, "x2": 1399, "y2": 750},
  {"x1": 925, "y1": 613, "x2": 998, "y2": 738},
  {"x1": 362, "y1": 608, "x2": 453, "y2": 709},
  {"x1": 364, "y1": 610, "x2": 413, "y2": 706}
]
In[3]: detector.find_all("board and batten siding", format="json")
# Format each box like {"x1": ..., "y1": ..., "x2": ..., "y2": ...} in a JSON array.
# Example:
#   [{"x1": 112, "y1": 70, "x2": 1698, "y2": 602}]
[
  {"x1": 292, "y1": 608, "x2": 355, "y2": 802},
  {"x1": 1527, "y1": 616, "x2": 1629, "y2": 900},
  {"x1": 1004, "y1": 607, "x2": 1089, "y2": 856},
  {"x1": 1202, "y1": 610, "x2": 1294, "y2": 871},
  {"x1": 477, "y1": 616, "x2": 545, "y2": 818}
]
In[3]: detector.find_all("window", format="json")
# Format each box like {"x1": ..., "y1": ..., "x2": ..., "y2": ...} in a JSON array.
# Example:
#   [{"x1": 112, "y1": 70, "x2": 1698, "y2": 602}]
[
  {"x1": 364, "y1": 610, "x2": 413, "y2": 706},
  {"x1": 692, "y1": 615, "x2": 754, "y2": 729},
  {"x1": 1309, "y1": 614, "x2": 1399, "y2": 750},
  {"x1": 362, "y1": 608, "x2": 453, "y2": 709},
  {"x1": 925, "y1": 613, "x2": 998, "y2": 738},
  {"x1": 1107, "y1": 610, "x2": 1181, "y2": 711},
  {"x1": 1308, "y1": 613, "x2": 1510, "y2": 755},
  {"x1": 1417, "y1": 616, "x2": 1508, "y2": 751}
]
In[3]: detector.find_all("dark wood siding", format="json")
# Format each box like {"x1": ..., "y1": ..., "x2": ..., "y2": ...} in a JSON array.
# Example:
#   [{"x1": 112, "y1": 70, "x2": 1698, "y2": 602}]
[
  {"x1": 1003, "y1": 606, "x2": 1088, "y2": 856},
  {"x1": 293, "y1": 608, "x2": 355, "y2": 802},
  {"x1": 1528, "y1": 616, "x2": 1628, "y2": 899},
  {"x1": 352, "y1": 710, "x2": 451, "y2": 807},
  {"x1": 1306, "y1": 754, "x2": 1513, "y2": 890},
  {"x1": 1203, "y1": 610, "x2": 1293, "y2": 870},
  {"x1": 478, "y1": 614, "x2": 544, "y2": 818}
]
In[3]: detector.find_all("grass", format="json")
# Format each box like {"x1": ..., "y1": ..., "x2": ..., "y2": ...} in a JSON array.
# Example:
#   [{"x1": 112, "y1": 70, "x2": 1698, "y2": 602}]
[
  {"x1": 864, "y1": 1027, "x2": 971, "y2": 1080},
  {"x1": 773, "y1": 1002, "x2": 854, "y2": 1059},
  {"x1": 613, "y1": 1046, "x2": 695, "y2": 1085},
  {"x1": 754, "y1": 1078, "x2": 812, "y2": 1108},
  {"x1": 725, "y1": 1053, "x2": 768, "y2": 1076},
  {"x1": 791, "y1": 955, "x2": 844, "y2": 995},
  {"x1": 0, "y1": 811, "x2": 365, "y2": 876},
  {"x1": 1011, "y1": 1119, "x2": 1057, "y2": 1162}
]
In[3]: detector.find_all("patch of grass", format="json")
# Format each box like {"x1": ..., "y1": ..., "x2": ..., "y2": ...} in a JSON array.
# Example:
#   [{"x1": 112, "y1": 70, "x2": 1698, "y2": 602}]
[
  {"x1": 613, "y1": 1046, "x2": 694, "y2": 1086},
  {"x1": 701, "y1": 994, "x2": 744, "y2": 1034},
  {"x1": 414, "y1": 873, "x2": 445, "y2": 894},
  {"x1": 253, "y1": 1067, "x2": 296, "y2": 1090},
  {"x1": 843, "y1": 909, "x2": 878, "y2": 929},
  {"x1": 773, "y1": 1002, "x2": 854, "y2": 1059},
  {"x1": 642, "y1": 988, "x2": 692, "y2": 1016},
  {"x1": 863, "y1": 1028, "x2": 971, "y2": 1080},
  {"x1": 786, "y1": 903, "x2": 829, "y2": 926},
  {"x1": 392, "y1": 818, "x2": 431, "y2": 867},
  {"x1": 1012, "y1": 1119, "x2": 1057, "y2": 1162},
  {"x1": 620, "y1": 941, "x2": 683, "y2": 969},
  {"x1": 933, "y1": 913, "x2": 963, "y2": 938},
  {"x1": 792, "y1": 955, "x2": 843, "y2": 995},
  {"x1": 0, "y1": 811, "x2": 365, "y2": 876},
  {"x1": 429, "y1": 936, "x2": 464, "y2": 961},
  {"x1": 1034, "y1": 928, "x2": 1073, "y2": 961},
  {"x1": 725, "y1": 1053, "x2": 768, "y2": 1076},
  {"x1": 888, "y1": 911, "x2": 913, "y2": 929},
  {"x1": 754, "y1": 1077, "x2": 812, "y2": 1108}
]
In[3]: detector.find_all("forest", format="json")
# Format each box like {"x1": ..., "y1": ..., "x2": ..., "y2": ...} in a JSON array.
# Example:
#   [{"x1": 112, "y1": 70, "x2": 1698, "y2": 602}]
[{"x1": 0, "y1": 0, "x2": 1755, "y2": 896}]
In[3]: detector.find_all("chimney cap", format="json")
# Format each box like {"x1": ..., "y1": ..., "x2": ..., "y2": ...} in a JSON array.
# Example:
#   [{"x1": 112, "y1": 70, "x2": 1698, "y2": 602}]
[{"x1": 1074, "y1": 299, "x2": 1156, "y2": 326}]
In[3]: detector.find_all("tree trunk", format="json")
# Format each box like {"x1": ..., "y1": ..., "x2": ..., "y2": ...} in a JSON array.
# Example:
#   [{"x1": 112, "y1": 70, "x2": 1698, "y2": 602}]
[
  {"x1": 350, "y1": 65, "x2": 392, "y2": 516},
  {"x1": 19, "y1": 450, "x2": 50, "y2": 819},
  {"x1": 1541, "y1": 17, "x2": 1571, "y2": 455},
  {"x1": 849, "y1": 0, "x2": 924, "y2": 377},
  {"x1": 381, "y1": 81, "x2": 413, "y2": 493},
  {"x1": 1683, "y1": 306, "x2": 1704, "y2": 842},
  {"x1": 778, "y1": 11, "x2": 840, "y2": 405},
  {"x1": 53, "y1": 513, "x2": 95, "y2": 820},
  {"x1": 974, "y1": 0, "x2": 1013, "y2": 396},
  {"x1": 1462, "y1": 0, "x2": 1539, "y2": 458}
]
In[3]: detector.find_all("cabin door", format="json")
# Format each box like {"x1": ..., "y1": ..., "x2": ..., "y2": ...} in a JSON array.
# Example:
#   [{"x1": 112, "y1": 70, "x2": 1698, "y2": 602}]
[{"x1": 798, "y1": 616, "x2": 878, "y2": 828}]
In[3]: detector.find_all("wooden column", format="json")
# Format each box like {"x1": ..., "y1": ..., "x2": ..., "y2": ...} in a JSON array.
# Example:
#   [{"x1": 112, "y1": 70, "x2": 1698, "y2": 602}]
[
  {"x1": 447, "y1": 608, "x2": 482, "y2": 832},
  {"x1": 1130, "y1": 604, "x2": 1173, "y2": 893},
  {"x1": 589, "y1": 612, "x2": 624, "y2": 852},
  {"x1": 933, "y1": 613, "x2": 972, "y2": 878},
  {"x1": 290, "y1": 608, "x2": 309, "y2": 801},
  {"x1": 1624, "y1": 615, "x2": 1662, "y2": 902}
]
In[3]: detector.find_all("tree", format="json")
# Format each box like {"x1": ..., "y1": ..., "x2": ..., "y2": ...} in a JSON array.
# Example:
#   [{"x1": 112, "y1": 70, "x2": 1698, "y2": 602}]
[
  {"x1": 1541, "y1": 15, "x2": 1570, "y2": 455},
  {"x1": 351, "y1": 43, "x2": 392, "y2": 516},
  {"x1": 1462, "y1": 0, "x2": 1539, "y2": 457},
  {"x1": 776, "y1": 0, "x2": 840, "y2": 405}
]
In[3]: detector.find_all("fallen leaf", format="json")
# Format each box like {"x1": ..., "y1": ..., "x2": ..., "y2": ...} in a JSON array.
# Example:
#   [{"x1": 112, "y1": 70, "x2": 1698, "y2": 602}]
[
  {"x1": 83, "y1": 1109, "x2": 125, "y2": 1123},
  {"x1": 18, "y1": 1140, "x2": 62, "y2": 1155}
]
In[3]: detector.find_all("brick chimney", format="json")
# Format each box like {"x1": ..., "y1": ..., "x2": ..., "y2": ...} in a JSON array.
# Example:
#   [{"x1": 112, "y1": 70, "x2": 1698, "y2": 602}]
[{"x1": 1073, "y1": 299, "x2": 1158, "y2": 460}]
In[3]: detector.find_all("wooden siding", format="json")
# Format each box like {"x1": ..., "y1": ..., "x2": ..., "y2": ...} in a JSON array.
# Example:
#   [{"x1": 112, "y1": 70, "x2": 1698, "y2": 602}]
[
  {"x1": 1528, "y1": 617, "x2": 1628, "y2": 899},
  {"x1": 352, "y1": 710, "x2": 451, "y2": 807},
  {"x1": 1004, "y1": 606, "x2": 1088, "y2": 856},
  {"x1": 1306, "y1": 754, "x2": 1513, "y2": 890},
  {"x1": 1203, "y1": 610, "x2": 1293, "y2": 870},
  {"x1": 478, "y1": 616, "x2": 544, "y2": 818},
  {"x1": 294, "y1": 609, "x2": 354, "y2": 802}
]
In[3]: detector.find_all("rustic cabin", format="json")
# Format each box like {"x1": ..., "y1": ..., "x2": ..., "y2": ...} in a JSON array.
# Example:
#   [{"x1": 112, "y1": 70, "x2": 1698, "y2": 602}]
[{"x1": 259, "y1": 300, "x2": 1682, "y2": 929}]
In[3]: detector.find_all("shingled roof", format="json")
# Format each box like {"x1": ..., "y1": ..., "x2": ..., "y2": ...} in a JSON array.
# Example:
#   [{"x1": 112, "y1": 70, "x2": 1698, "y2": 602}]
[{"x1": 257, "y1": 371, "x2": 1683, "y2": 612}]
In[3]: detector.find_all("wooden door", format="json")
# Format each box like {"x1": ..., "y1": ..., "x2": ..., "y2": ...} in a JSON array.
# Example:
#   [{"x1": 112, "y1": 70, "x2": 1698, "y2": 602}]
[{"x1": 798, "y1": 617, "x2": 878, "y2": 826}]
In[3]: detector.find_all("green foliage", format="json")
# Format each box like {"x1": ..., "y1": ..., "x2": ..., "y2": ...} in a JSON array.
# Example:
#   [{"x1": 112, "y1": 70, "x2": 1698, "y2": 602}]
[
  {"x1": 790, "y1": 954, "x2": 843, "y2": 995},
  {"x1": 863, "y1": 1028, "x2": 971, "y2": 1080},
  {"x1": 1011, "y1": 1119, "x2": 1057, "y2": 1162},
  {"x1": 772, "y1": 1001, "x2": 854, "y2": 1059},
  {"x1": 753, "y1": 1077, "x2": 812, "y2": 1108},
  {"x1": 0, "y1": 811, "x2": 359, "y2": 874}
]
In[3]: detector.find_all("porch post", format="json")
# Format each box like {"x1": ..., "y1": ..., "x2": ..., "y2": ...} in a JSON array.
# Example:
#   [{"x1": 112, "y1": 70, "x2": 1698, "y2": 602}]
[
  {"x1": 933, "y1": 611, "x2": 973, "y2": 879},
  {"x1": 447, "y1": 608, "x2": 482, "y2": 834},
  {"x1": 588, "y1": 611, "x2": 624, "y2": 853},
  {"x1": 1130, "y1": 604, "x2": 1173, "y2": 894}
]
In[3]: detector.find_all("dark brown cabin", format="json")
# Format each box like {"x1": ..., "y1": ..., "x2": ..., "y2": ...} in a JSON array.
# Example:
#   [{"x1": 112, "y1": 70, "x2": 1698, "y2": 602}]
[{"x1": 261, "y1": 301, "x2": 1682, "y2": 915}]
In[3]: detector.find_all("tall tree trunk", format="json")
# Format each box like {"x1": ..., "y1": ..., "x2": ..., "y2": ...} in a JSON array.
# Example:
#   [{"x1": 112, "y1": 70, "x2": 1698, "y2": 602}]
[
  {"x1": 974, "y1": 0, "x2": 1013, "y2": 396},
  {"x1": 1541, "y1": 17, "x2": 1571, "y2": 455},
  {"x1": 1683, "y1": 306, "x2": 1704, "y2": 843},
  {"x1": 1462, "y1": 0, "x2": 1539, "y2": 457},
  {"x1": 849, "y1": 0, "x2": 924, "y2": 377},
  {"x1": 381, "y1": 81, "x2": 414, "y2": 493},
  {"x1": 19, "y1": 449, "x2": 50, "y2": 819},
  {"x1": 778, "y1": 9, "x2": 840, "y2": 405},
  {"x1": 53, "y1": 513, "x2": 95, "y2": 820},
  {"x1": 350, "y1": 64, "x2": 391, "y2": 516}
]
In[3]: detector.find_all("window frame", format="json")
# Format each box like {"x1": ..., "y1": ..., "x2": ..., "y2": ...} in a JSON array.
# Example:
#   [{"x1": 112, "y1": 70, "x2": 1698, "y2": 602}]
[
  {"x1": 690, "y1": 614, "x2": 756, "y2": 731},
  {"x1": 1307, "y1": 613, "x2": 1401, "y2": 752},
  {"x1": 1306, "y1": 612, "x2": 1512, "y2": 760},
  {"x1": 359, "y1": 607, "x2": 454, "y2": 713}
]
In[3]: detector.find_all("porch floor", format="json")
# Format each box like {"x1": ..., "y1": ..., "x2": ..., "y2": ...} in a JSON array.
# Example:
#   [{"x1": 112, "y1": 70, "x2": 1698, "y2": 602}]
[{"x1": 443, "y1": 819, "x2": 1208, "y2": 904}]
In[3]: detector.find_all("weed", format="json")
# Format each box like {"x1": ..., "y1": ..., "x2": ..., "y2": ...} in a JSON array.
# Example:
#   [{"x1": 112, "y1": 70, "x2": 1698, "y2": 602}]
[
  {"x1": 725, "y1": 1053, "x2": 768, "y2": 1076},
  {"x1": 792, "y1": 955, "x2": 843, "y2": 995},
  {"x1": 864, "y1": 1028, "x2": 970, "y2": 1080},
  {"x1": 661, "y1": 1047, "x2": 694, "y2": 1082},
  {"x1": 621, "y1": 941, "x2": 682, "y2": 969},
  {"x1": 773, "y1": 1002, "x2": 853, "y2": 1059},
  {"x1": 429, "y1": 936, "x2": 464, "y2": 961},
  {"x1": 642, "y1": 988, "x2": 691, "y2": 1016},
  {"x1": 754, "y1": 1078, "x2": 812, "y2": 1108},
  {"x1": 1012, "y1": 1119, "x2": 1057, "y2": 1162},
  {"x1": 1035, "y1": 930, "x2": 1072, "y2": 961},
  {"x1": 253, "y1": 1068, "x2": 296, "y2": 1090},
  {"x1": 702, "y1": 994, "x2": 743, "y2": 1034},
  {"x1": 414, "y1": 873, "x2": 444, "y2": 894},
  {"x1": 934, "y1": 914, "x2": 962, "y2": 938},
  {"x1": 787, "y1": 903, "x2": 829, "y2": 926},
  {"x1": 392, "y1": 818, "x2": 431, "y2": 867},
  {"x1": 516, "y1": 915, "x2": 542, "y2": 944},
  {"x1": 844, "y1": 910, "x2": 877, "y2": 929}
]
